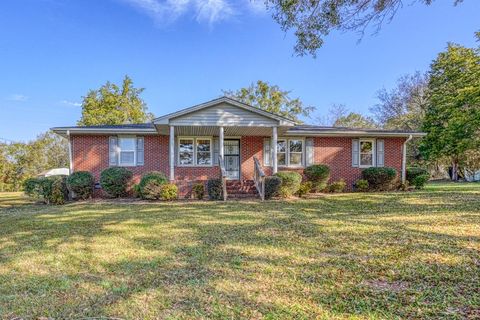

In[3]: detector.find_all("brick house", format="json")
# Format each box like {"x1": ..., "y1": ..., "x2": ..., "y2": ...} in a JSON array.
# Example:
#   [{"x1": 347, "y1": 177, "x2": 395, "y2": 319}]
[{"x1": 52, "y1": 97, "x2": 425, "y2": 199}]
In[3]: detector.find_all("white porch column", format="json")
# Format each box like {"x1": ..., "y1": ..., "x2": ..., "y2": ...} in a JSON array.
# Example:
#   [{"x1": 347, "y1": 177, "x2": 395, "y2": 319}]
[
  {"x1": 169, "y1": 125, "x2": 175, "y2": 181},
  {"x1": 272, "y1": 126, "x2": 278, "y2": 174},
  {"x1": 219, "y1": 126, "x2": 224, "y2": 160},
  {"x1": 401, "y1": 135, "x2": 413, "y2": 183},
  {"x1": 67, "y1": 130, "x2": 73, "y2": 174}
]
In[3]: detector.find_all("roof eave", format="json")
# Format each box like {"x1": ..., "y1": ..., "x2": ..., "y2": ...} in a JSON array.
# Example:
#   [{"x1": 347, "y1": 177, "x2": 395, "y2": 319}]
[
  {"x1": 285, "y1": 131, "x2": 426, "y2": 137},
  {"x1": 51, "y1": 127, "x2": 158, "y2": 137}
]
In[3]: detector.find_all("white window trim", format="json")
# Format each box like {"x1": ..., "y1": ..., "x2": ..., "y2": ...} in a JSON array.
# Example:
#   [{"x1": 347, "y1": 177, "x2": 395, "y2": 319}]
[
  {"x1": 359, "y1": 138, "x2": 376, "y2": 168},
  {"x1": 277, "y1": 137, "x2": 305, "y2": 168},
  {"x1": 288, "y1": 138, "x2": 305, "y2": 168},
  {"x1": 118, "y1": 135, "x2": 137, "y2": 167},
  {"x1": 177, "y1": 136, "x2": 213, "y2": 167}
]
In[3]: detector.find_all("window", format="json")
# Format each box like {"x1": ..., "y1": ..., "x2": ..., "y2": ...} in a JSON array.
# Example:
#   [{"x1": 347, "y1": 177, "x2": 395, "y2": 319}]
[
  {"x1": 178, "y1": 137, "x2": 212, "y2": 166},
  {"x1": 196, "y1": 138, "x2": 212, "y2": 165},
  {"x1": 289, "y1": 139, "x2": 303, "y2": 166},
  {"x1": 359, "y1": 139, "x2": 375, "y2": 167},
  {"x1": 276, "y1": 138, "x2": 304, "y2": 167},
  {"x1": 119, "y1": 137, "x2": 136, "y2": 166},
  {"x1": 277, "y1": 140, "x2": 287, "y2": 166},
  {"x1": 179, "y1": 138, "x2": 194, "y2": 165}
]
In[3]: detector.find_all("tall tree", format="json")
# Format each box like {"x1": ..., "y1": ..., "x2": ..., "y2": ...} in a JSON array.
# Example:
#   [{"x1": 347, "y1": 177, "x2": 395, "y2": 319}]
[
  {"x1": 372, "y1": 72, "x2": 428, "y2": 131},
  {"x1": 267, "y1": 0, "x2": 463, "y2": 56},
  {"x1": 0, "y1": 131, "x2": 69, "y2": 192},
  {"x1": 333, "y1": 112, "x2": 377, "y2": 128},
  {"x1": 223, "y1": 80, "x2": 315, "y2": 123},
  {"x1": 421, "y1": 43, "x2": 480, "y2": 180},
  {"x1": 78, "y1": 75, "x2": 153, "y2": 126}
]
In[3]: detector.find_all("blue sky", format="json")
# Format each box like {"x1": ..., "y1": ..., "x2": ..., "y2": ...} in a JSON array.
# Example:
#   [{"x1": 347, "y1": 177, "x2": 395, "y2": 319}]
[{"x1": 0, "y1": 0, "x2": 478, "y2": 142}]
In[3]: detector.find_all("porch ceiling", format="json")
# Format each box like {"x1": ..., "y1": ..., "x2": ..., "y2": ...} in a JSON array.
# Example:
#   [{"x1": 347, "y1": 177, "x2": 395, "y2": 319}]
[{"x1": 155, "y1": 125, "x2": 290, "y2": 137}]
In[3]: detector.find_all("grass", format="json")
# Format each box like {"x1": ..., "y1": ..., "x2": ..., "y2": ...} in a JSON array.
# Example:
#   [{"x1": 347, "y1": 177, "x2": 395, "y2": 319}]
[{"x1": 0, "y1": 182, "x2": 479, "y2": 319}]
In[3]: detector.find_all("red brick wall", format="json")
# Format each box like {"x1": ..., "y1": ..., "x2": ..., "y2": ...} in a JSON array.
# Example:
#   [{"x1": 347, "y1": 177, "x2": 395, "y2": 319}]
[
  {"x1": 240, "y1": 136, "x2": 263, "y2": 180},
  {"x1": 71, "y1": 134, "x2": 405, "y2": 196},
  {"x1": 312, "y1": 137, "x2": 404, "y2": 188},
  {"x1": 72, "y1": 135, "x2": 169, "y2": 184}
]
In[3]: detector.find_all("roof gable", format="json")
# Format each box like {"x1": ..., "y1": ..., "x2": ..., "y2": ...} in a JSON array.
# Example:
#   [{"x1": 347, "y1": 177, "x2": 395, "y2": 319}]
[{"x1": 154, "y1": 97, "x2": 296, "y2": 127}]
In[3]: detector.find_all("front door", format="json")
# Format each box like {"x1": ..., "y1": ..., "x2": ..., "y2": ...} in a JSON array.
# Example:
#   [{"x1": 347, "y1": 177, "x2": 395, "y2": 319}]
[{"x1": 224, "y1": 139, "x2": 240, "y2": 180}]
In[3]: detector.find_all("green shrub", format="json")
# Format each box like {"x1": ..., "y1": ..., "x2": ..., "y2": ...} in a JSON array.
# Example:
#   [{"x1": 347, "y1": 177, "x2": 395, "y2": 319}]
[
  {"x1": 297, "y1": 181, "x2": 313, "y2": 198},
  {"x1": 406, "y1": 167, "x2": 429, "y2": 184},
  {"x1": 328, "y1": 179, "x2": 346, "y2": 193},
  {"x1": 207, "y1": 179, "x2": 223, "y2": 200},
  {"x1": 138, "y1": 171, "x2": 168, "y2": 199},
  {"x1": 274, "y1": 171, "x2": 302, "y2": 198},
  {"x1": 24, "y1": 176, "x2": 68, "y2": 205},
  {"x1": 133, "y1": 184, "x2": 141, "y2": 198},
  {"x1": 192, "y1": 183, "x2": 205, "y2": 200},
  {"x1": 48, "y1": 176, "x2": 68, "y2": 205},
  {"x1": 412, "y1": 174, "x2": 429, "y2": 189},
  {"x1": 361, "y1": 167, "x2": 397, "y2": 191},
  {"x1": 100, "y1": 167, "x2": 133, "y2": 197},
  {"x1": 355, "y1": 179, "x2": 369, "y2": 192},
  {"x1": 159, "y1": 183, "x2": 178, "y2": 201},
  {"x1": 141, "y1": 180, "x2": 163, "y2": 200},
  {"x1": 66, "y1": 171, "x2": 94, "y2": 200},
  {"x1": 304, "y1": 165, "x2": 330, "y2": 192},
  {"x1": 23, "y1": 178, "x2": 41, "y2": 198},
  {"x1": 264, "y1": 176, "x2": 282, "y2": 199}
]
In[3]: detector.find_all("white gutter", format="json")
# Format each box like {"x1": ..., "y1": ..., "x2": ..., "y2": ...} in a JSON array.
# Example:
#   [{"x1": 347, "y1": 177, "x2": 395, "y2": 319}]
[
  {"x1": 67, "y1": 130, "x2": 73, "y2": 175},
  {"x1": 402, "y1": 134, "x2": 413, "y2": 183},
  {"x1": 285, "y1": 131, "x2": 426, "y2": 138}
]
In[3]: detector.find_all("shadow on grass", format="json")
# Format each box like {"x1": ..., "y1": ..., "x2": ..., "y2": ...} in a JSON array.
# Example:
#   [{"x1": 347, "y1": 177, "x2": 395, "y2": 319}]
[{"x1": 0, "y1": 186, "x2": 479, "y2": 318}]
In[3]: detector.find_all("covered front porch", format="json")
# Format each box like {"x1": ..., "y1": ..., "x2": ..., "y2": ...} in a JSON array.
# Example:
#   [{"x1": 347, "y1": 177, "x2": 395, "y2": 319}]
[{"x1": 152, "y1": 97, "x2": 297, "y2": 199}]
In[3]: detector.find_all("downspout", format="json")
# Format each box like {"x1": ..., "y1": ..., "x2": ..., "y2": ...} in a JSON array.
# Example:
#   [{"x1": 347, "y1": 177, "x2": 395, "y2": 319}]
[
  {"x1": 402, "y1": 134, "x2": 413, "y2": 183},
  {"x1": 67, "y1": 130, "x2": 73, "y2": 174}
]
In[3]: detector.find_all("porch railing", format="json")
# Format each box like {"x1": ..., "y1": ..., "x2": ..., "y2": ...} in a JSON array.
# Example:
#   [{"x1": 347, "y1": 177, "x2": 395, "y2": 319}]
[
  {"x1": 218, "y1": 155, "x2": 227, "y2": 201},
  {"x1": 253, "y1": 156, "x2": 266, "y2": 201}
]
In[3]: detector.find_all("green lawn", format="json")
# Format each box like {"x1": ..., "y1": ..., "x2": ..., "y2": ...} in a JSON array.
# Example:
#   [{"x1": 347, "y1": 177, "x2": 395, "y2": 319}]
[{"x1": 0, "y1": 183, "x2": 479, "y2": 319}]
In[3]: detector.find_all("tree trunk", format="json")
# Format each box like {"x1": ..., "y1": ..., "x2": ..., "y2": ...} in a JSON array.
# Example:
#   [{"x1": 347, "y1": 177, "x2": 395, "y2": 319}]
[{"x1": 451, "y1": 159, "x2": 459, "y2": 181}]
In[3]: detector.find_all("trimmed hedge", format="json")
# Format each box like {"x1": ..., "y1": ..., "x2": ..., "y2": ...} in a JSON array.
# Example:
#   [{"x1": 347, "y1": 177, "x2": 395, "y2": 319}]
[
  {"x1": 192, "y1": 183, "x2": 205, "y2": 200},
  {"x1": 66, "y1": 171, "x2": 94, "y2": 200},
  {"x1": 328, "y1": 179, "x2": 346, "y2": 193},
  {"x1": 304, "y1": 165, "x2": 330, "y2": 192},
  {"x1": 274, "y1": 171, "x2": 302, "y2": 198},
  {"x1": 297, "y1": 181, "x2": 313, "y2": 198},
  {"x1": 140, "y1": 181, "x2": 178, "y2": 200},
  {"x1": 138, "y1": 171, "x2": 168, "y2": 199},
  {"x1": 159, "y1": 184, "x2": 178, "y2": 201},
  {"x1": 355, "y1": 179, "x2": 369, "y2": 192},
  {"x1": 264, "y1": 176, "x2": 282, "y2": 199},
  {"x1": 406, "y1": 167, "x2": 429, "y2": 184},
  {"x1": 362, "y1": 167, "x2": 397, "y2": 191},
  {"x1": 413, "y1": 174, "x2": 429, "y2": 189},
  {"x1": 100, "y1": 167, "x2": 133, "y2": 197},
  {"x1": 23, "y1": 176, "x2": 68, "y2": 205},
  {"x1": 207, "y1": 179, "x2": 223, "y2": 200}
]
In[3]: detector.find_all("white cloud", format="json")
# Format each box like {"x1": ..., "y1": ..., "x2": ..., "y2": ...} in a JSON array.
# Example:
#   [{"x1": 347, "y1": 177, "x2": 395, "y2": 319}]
[
  {"x1": 245, "y1": 0, "x2": 266, "y2": 14},
  {"x1": 61, "y1": 100, "x2": 82, "y2": 107},
  {"x1": 7, "y1": 94, "x2": 29, "y2": 102},
  {"x1": 119, "y1": 0, "x2": 238, "y2": 25}
]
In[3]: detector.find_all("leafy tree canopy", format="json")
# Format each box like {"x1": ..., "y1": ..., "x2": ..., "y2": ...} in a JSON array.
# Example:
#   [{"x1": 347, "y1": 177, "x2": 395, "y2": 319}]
[
  {"x1": 0, "y1": 131, "x2": 68, "y2": 192},
  {"x1": 223, "y1": 80, "x2": 315, "y2": 123},
  {"x1": 267, "y1": 0, "x2": 462, "y2": 56},
  {"x1": 421, "y1": 43, "x2": 480, "y2": 178},
  {"x1": 78, "y1": 75, "x2": 153, "y2": 126},
  {"x1": 333, "y1": 112, "x2": 377, "y2": 129}
]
